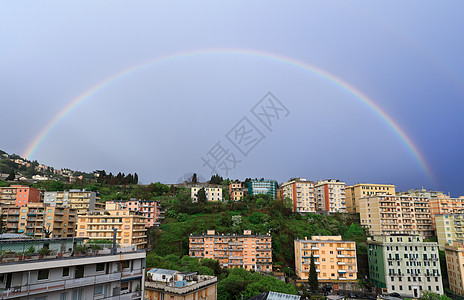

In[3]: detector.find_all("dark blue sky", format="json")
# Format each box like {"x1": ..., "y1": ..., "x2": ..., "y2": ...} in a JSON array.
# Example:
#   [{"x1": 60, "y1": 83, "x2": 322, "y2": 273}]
[{"x1": 1, "y1": 1, "x2": 463, "y2": 195}]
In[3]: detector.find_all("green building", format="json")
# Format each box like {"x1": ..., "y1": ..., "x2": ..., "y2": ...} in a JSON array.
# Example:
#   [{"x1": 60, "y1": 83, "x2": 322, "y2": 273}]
[
  {"x1": 248, "y1": 179, "x2": 278, "y2": 199},
  {"x1": 368, "y1": 235, "x2": 443, "y2": 298}
]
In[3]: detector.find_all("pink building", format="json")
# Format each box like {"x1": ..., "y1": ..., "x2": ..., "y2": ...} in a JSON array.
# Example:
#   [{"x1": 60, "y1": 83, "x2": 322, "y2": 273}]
[{"x1": 108, "y1": 199, "x2": 160, "y2": 227}]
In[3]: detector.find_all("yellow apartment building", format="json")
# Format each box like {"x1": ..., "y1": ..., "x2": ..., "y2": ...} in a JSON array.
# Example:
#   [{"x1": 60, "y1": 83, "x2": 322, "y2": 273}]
[
  {"x1": 189, "y1": 230, "x2": 272, "y2": 272},
  {"x1": 359, "y1": 195, "x2": 433, "y2": 237},
  {"x1": 435, "y1": 214, "x2": 464, "y2": 247},
  {"x1": 345, "y1": 183, "x2": 396, "y2": 214},
  {"x1": 281, "y1": 178, "x2": 316, "y2": 213},
  {"x1": 44, "y1": 189, "x2": 104, "y2": 214},
  {"x1": 77, "y1": 202, "x2": 147, "y2": 248},
  {"x1": 294, "y1": 236, "x2": 357, "y2": 281},
  {"x1": 445, "y1": 242, "x2": 464, "y2": 296},
  {"x1": 0, "y1": 203, "x2": 76, "y2": 238},
  {"x1": 315, "y1": 180, "x2": 347, "y2": 213}
]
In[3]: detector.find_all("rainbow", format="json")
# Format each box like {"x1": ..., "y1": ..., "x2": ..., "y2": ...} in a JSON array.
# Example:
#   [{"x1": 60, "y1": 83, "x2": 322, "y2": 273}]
[{"x1": 22, "y1": 48, "x2": 435, "y2": 182}]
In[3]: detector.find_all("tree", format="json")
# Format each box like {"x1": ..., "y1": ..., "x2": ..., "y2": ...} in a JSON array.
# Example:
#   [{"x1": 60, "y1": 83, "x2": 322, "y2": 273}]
[
  {"x1": 6, "y1": 169, "x2": 15, "y2": 181},
  {"x1": 192, "y1": 173, "x2": 198, "y2": 184},
  {"x1": 134, "y1": 173, "x2": 138, "y2": 184},
  {"x1": 197, "y1": 187, "x2": 207, "y2": 203},
  {"x1": 308, "y1": 253, "x2": 318, "y2": 292},
  {"x1": 419, "y1": 291, "x2": 451, "y2": 300}
]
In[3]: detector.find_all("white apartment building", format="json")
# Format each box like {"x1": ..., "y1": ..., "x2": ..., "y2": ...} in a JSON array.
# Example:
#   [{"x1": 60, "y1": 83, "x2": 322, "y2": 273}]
[
  {"x1": 315, "y1": 180, "x2": 347, "y2": 213},
  {"x1": 281, "y1": 178, "x2": 316, "y2": 213},
  {"x1": 191, "y1": 187, "x2": 222, "y2": 202}
]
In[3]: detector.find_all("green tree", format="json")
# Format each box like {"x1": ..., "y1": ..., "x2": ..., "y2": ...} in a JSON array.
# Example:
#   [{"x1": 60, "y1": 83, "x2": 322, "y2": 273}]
[
  {"x1": 197, "y1": 187, "x2": 207, "y2": 203},
  {"x1": 192, "y1": 173, "x2": 198, "y2": 184},
  {"x1": 419, "y1": 291, "x2": 451, "y2": 300},
  {"x1": 6, "y1": 169, "x2": 15, "y2": 181},
  {"x1": 134, "y1": 173, "x2": 138, "y2": 184},
  {"x1": 308, "y1": 253, "x2": 318, "y2": 292}
]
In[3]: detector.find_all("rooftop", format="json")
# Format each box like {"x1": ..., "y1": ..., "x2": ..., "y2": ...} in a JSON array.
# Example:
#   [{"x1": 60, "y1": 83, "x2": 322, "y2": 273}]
[{"x1": 146, "y1": 269, "x2": 217, "y2": 295}]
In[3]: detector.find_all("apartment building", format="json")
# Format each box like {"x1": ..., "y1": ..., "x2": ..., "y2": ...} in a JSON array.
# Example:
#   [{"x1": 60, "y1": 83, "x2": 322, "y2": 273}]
[
  {"x1": 281, "y1": 178, "x2": 316, "y2": 213},
  {"x1": 444, "y1": 242, "x2": 464, "y2": 296},
  {"x1": 345, "y1": 183, "x2": 396, "y2": 214},
  {"x1": 359, "y1": 195, "x2": 433, "y2": 237},
  {"x1": 248, "y1": 180, "x2": 278, "y2": 199},
  {"x1": 44, "y1": 189, "x2": 104, "y2": 214},
  {"x1": 145, "y1": 269, "x2": 217, "y2": 300},
  {"x1": 0, "y1": 203, "x2": 76, "y2": 238},
  {"x1": 189, "y1": 230, "x2": 272, "y2": 272},
  {"x1": 229, "y1": 181, "x2": 246, "y2": 201},
  {"x1": 191, "y1": 187, "x2": 222, "y2": 202},
  {"x1": 314, "y1": 180, "x2": 347, "y2": 213},
  {"x1": 429, "y1": 195, "x2": 464, "y2": 230},
  {"x1": 0, "y1": 237, "x2": 146, "y2": 300},
  {"x1": 397, "y1": 188, "x2": 445, "y2": 198},
  {"x1": 0, "y1": 185, "x2": 41, "y2": 206},
  {"x1": 294, "y1": 236, "x2": 357, "y2": 282},
  {"x1": 368, "y1": 235, "x2": 443, "y2": 298},
  {"x1": 435, "y1": 214, "x2": 464, "y2": 247},
  {"x1": 107, "y1": 199, "x2": 160, "y2": 227},
  {"x1": 77, "y1": 202, "x2": 147, "y2": 248}
]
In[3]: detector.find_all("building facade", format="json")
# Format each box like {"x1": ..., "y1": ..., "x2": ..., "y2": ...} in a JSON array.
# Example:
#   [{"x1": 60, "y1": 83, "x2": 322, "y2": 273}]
[
  {"x1": 248, "y1": 180, "x2": 278, "y2": 199},
  {"x1": 444, "y1": 242, "x2": 464, "y2": 296},
  {"x1": 77, "y1": 202, "x2": 147, "y2": 248},
  {"x1": 229, "y1": 182, "x2": 246, "y2": 201},
  {"x1": 429, "y1": 196, "x2": 464, "y2": 230},
  {"x1": 294, "y1": 236, "x2": 357, "y2": 281},
  {"x1": 145, "y1": 269, "x2": 217, "y2": 300},
  {"x1": 44, "y1": 189, "x2": 104, "y2": 214},
  {"x1": 359, "y1": 195, "x2": 433, "y2": 237},
  {"x1": 0, "y1": 238, "x2": 146, "y2": 300},
  {"x1": 368, "y1": 235, "x2": 443, "y2": 298},
  {"x1": 345, "y1": 183, "x2": 396, "y2": 214},
  {"x1": 0, "y1": 185, "x2": 41, "y2": 207},
  {"x1": 314, "y1": 180, "x2": 347, "y2": 213},
  {"x1": 0, "y1": 203, "x2": 76, "y2": 238},
  {"x1": 189, "y1": 230, "x2": 272, "y2": 272},
  {"x1": 190, "y1": 187, "x2": 222, "y2": 202},
  {"x1": 281, "y1": 178, "x2": 316, "y2": 213},
  {"x1": 435, "y1": 214, "x2": 464, "y2": 247},
  {"x1": 107, "y1": 199, "x2": 160, "y2": 227}
]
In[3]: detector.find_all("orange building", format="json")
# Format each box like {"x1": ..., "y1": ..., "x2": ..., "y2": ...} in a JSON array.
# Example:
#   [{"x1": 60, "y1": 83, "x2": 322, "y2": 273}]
[
  {"x1": 315, "y1": 180, "x2": 347, "y2": 213},
  {"x1": 229, "y1": 182, "x2": 245, "y2": 201},
  {"x1": 0, "y1": 185, "x2": 41, "y2": 206},
  {"x1": 189, "y1": 230, "x2": 272, "y2": 272},
  {"x1": 430, "y1": 195, "x2": 464, "y2": 230}
]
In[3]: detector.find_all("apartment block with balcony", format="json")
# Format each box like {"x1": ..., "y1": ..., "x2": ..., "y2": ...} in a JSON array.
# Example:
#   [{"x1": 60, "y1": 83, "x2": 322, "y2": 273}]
[
  {"x1": 345, "y1": 183, "x2": 396, "y2": 214},
  {"x1": 368, "y1": 235, "x2": 443, "y2": 298},
  {"x1": 359, "y1": 195, "x2": 433, "y2": 237},
  {"x1": 294, "y1": 236, "x2": 357, "y2": 282},
  {"x1": 191, "y1": 187, "x2": 222, "y2": 202},
  {"x1": 315, "y1": 180, "x2": 346, "y2": 213},
  {"x1": 397, "y1": 188, "x2": 445, "y2": 198},
  {"x1": 189, "y1": 230, "x2": 272, "y2": 272},
  {"x1": 145, "y1": 269, "x2": 217, "y2": 300},
  {"x1": 429, "y1": 196, "x2": 464, "y2": 230},
  {"x1": 229, "y1": 182, "x2": 246, "y2": 201},
  {"x1": 281, "y1": 178, "x2": 316, "y2": 213},
  {"x1": 248, "y1": 180, "x2": 278, "y2": 199},
  {"x1": 0, "y1": 185, "x2": 41, "y2": 207},
  {"x1": 77, "y1": 202, "x2": 147, "y2": 248},
  {"x1": 444, "y1": 242, "x2": 464, "y2": 296},
  {"x1": 0, "y1": 203, "x2": 77, "y2": 238},
  {"x1": 44, "y1": 189, "x2": 104, "y2": 214},
  {"x1": 107, "y1": 199, "x2": 160, "y2": 227},
  {"x1": 0, "y1": 237, "x2": 146, "y2": 300},
  {"x1": 435, "y1": 214, "x2": 464, "y2": 247}
]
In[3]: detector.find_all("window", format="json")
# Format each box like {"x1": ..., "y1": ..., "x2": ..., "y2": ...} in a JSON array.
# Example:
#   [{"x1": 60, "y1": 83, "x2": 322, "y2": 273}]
[
  {"x1": 63, "y1": 267, "x2": 70, "y2": 277},
  {"x1": 60, "y1": 293, "x2": 67, "y2": 300},
  {"x1": 75, "y1": 265, "x2": 85, "y2": 279},
  {"x1": 35, "y1": 297, "x2": 46, "y2": 300},
  {"x1": 96, "y1": 263, "x2": 105, "y2": 272},
  {"x1": 94, "y1": 286, "x2": 104, "y2": 295},
  {"x1": 38, "y1": 270, "x2": 49, "y2": 280}
]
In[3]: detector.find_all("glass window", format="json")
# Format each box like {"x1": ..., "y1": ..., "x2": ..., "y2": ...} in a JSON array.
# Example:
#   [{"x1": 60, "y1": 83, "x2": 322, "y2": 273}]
[{"x1": 38, "y1": 270, "x2": 49, "y2": 280}]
